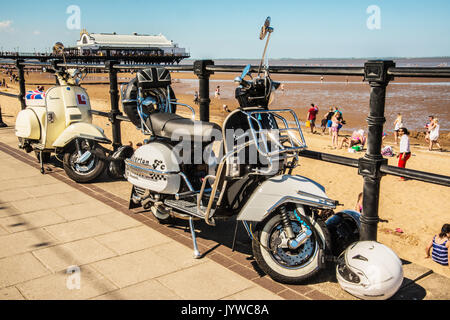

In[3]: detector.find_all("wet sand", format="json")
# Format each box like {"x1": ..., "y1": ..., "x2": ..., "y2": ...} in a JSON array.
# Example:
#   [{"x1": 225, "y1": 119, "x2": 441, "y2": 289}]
[{"x1": 0, "y1": 71, "x2": 449, "y2": 278}]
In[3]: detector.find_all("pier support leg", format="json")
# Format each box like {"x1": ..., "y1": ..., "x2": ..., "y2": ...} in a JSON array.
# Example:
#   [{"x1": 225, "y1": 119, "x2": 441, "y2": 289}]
[
  {"x1": 194, "y1": 60, "x2": 214, "y2": 122},
  {"x1": 359, "y1": 60, "x2": 395, "y2": 241}
]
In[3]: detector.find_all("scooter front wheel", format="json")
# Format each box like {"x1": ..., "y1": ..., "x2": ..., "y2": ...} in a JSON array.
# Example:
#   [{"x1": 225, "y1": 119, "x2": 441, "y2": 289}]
[
  {"x1": 252, "y1": 207, "x2": 330, "y2": 284},
  {"x1": 63, "y1": 141, "x2": 106, "y2": 183}
]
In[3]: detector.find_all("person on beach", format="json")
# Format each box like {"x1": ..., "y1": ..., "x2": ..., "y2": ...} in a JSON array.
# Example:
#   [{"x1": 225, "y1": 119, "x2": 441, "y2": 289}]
[
  {"x1": 428, "y1": 118, "x2": 442, "y2": 151},
  {"x1": 425, "y1": 115, "x2": 434, "y2": 143},
  {"x1": 425, "y1": 224, "x2": 449, "y2": 267},
  {"x1": 396, "y1": 127, "x2": 411, "y2": 180},
  {"x1": 215, "y1": 86, "x2": 220, "y2": 99},
  {"x1": 321, "y1": 107, "x2": 335, "y2": 134},
  {"x1": 333, "y1": 106, "x2": 345, "y2": 133},
  {"x1": 338, "y1": 129, "x2": 366, "y2": 150},
  {"x1": 331, "y1": 112, "x2": 342, "y2": 148},
  {"x1": 393, "y1": 113, "x2": 403, "y2": 145},
  {"x1": 355, "y1": 192, "x2": 363, "y2": 213},
  {"x1": 306, "y1": 103, "x2": 318, "y2": 134}
]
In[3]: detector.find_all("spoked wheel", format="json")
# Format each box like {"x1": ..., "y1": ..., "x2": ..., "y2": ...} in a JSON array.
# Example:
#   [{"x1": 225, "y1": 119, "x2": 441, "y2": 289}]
[
  {"x1": 252, "y1": 206, "x2": 330, "y2": 284},
  {"x1": 63, "y1": 139, "x2": 106, "y2": 183}
]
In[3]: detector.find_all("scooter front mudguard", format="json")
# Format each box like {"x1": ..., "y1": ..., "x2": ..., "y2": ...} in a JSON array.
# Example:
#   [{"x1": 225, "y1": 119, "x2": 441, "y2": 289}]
[
  {"x1": 52, "y1": 122, "x2": 111, "y2": 148},
  {"x1": 237, "y1": 174, "x2": 337, "y2": 222}
]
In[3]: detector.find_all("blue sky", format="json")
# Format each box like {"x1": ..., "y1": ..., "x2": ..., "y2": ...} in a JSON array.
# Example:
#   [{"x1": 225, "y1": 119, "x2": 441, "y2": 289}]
[{"x1": 0, "y1": 0, "x2": 449, "y2": 59}]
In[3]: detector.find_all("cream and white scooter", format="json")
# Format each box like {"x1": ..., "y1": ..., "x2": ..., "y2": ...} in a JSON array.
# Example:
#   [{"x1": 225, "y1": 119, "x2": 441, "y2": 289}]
[{"x1": 15, "y1": 65, "x2": 111, "y2": 183}]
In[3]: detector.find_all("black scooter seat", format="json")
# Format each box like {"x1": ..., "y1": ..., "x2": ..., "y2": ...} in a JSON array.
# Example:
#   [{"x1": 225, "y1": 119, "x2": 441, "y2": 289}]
[{"x1": 147, "y1": 113, "x2": 221, "y2": 141}]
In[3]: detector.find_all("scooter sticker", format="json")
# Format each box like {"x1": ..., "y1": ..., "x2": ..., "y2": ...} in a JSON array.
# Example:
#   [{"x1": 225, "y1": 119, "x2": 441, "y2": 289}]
[{"x1": 77, "y1": 94, "x2": 87, "y2": 105}]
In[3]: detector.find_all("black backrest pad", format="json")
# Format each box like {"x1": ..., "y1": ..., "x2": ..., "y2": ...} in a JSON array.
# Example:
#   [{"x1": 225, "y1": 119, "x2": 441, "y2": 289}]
[{"x1": 137, "y1": 67, "x2": 172, "y2": 89}]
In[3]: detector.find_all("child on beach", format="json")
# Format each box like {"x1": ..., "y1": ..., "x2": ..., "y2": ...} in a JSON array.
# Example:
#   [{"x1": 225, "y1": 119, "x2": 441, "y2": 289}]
[
  {"x1": 330, "y1": 112, "x2": 342, "y2": 148},
  {"x1": 425, "y1": 224, "x2": 450, "y2": 266},
  {"x1": 396, "y1": 127, "x2": 411, "y2": 180},
  {"x1": 428, "y1": 118, "x2": 442, "y2": 151},
  {"x1": 393, "y1": 113, "x2": 403, "y2": 145}
]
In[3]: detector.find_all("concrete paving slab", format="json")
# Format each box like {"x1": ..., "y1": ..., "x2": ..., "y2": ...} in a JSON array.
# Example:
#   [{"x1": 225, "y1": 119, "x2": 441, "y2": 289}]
[
  {"x1": 0, "y1": 188, "x2": 39, "y2": 204},
  {"x1": 43, "y1": 216, "x2": 117, "y2": 243},
  {"x1": 32, "y1": 238, "x2": 117, "y2": 273},
  {"x1": 94, "y1": 225, "x2": 172, "y2": 255},
  {"x1": 9, "y1": 193, "x2": 74, "y2": 213},
  {"x1": 0, "y1": 287, "x2": 25, "y2": 300},
  {"x1": 0, "y1": 225, "x2": 8, "y2": 236},
  {"x1": 0, "y1": 176, "x2": 57, "y2": 193},
  {"x1": 95, "y1": 211, "x2": 142, "y2": 231},
  {"x1": 415, "y1": 272, "x2": 450, "y2": 300},
  {"x1": 0, "y1": 228, "x2": 57, "y2": 258},
  {"x1": 22, "y1": 183, "x2": 76, "y2": 198},
  {"x1": 0, "y1": 209, "x2": 67, "y2": 233},
  {"x1": 52, "y1": 201, "x2": 118, "y2": 221},
  {"x1": 90, "y1": 247, "x2": 188, "y2": 288},
  {"x1": 0, "y1": 203, "x2": 21, "y2": 218},
  {"x1": 16, "y1": 265, "x2": 118, "y2": 300},
  {"x1": 92, "y1": 279, "x2": 182, "y2": 300},
  {"x1": 156, "y1": 261, "x2": 255, "y2": 300},
  {"x1": 145, "y1": 241, "x2": 209, "y2": 270},
  {"x1": 0, "y1": 253, "x2": 50, "y2": 288}
]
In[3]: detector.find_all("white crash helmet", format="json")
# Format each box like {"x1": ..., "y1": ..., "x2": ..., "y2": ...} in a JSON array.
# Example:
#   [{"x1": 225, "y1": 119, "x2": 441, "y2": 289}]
[{"x1": 336, "y1": 241, "x2": 403, "y2": 300}]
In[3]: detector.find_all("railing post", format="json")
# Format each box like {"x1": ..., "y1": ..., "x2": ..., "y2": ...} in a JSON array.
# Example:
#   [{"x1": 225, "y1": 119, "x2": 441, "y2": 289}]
[
  {"x1": 15, "y1": 59, "x2": 26, "y2": 110},
  {"x1": 193, "y1": 60, "x2": 214, "y2": 122},
  {"x1": 359, "y1": 60, "x2": 395, "y2": 241},
  {"x1": 106, "y1": 60, "x2": 122, "y2": 151}
]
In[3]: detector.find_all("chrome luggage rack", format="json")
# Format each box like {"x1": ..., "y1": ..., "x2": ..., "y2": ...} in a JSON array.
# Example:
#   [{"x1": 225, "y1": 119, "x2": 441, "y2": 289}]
[{"x1": 243, "y1": 108, "x2": 307, "y2": 158}]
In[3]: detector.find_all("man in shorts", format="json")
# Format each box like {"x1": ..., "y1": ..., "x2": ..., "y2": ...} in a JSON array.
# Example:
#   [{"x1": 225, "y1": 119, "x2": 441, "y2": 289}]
[{"x1": 306, "y1": 103, "x2": 319, "y2": 134}]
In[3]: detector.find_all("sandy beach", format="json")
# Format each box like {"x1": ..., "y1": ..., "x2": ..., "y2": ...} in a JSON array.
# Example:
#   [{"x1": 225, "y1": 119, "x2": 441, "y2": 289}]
[{"x1": 0, "y1": 71, "x2": 449, "y2": 278}]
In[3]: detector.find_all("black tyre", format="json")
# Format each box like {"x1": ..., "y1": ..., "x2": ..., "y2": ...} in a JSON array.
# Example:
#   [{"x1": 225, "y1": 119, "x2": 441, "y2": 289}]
[
  {"x1": 252, "y1": 206, "x2": 330, "y2": 284},
  {"x1": 63, "y1": 141, "x2": 106, "y2": 183}
]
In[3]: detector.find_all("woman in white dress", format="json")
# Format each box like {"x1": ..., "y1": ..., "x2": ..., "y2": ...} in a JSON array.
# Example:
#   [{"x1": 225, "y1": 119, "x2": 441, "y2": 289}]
[{"x1": 429, "y1": 118, "x2": 442, "y2": 151}]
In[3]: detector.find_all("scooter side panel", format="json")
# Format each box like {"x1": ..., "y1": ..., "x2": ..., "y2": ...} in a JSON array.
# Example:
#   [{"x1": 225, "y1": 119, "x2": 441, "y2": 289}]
[
  {"x1": 15, "y1": 108, "x2": 42, "y2": 140},
  {"x1": 237, "y1": 174, "x2": 334, "y2": 222},
  {"x1": 45, "y1": 87, "x2": 68, "y2": 148},
  {"x1": 61, "y1": 86, "x2": 92, "y2": 126},
  {"x1": 51, "y1": 122, "x2": 109, "y2": 147}
]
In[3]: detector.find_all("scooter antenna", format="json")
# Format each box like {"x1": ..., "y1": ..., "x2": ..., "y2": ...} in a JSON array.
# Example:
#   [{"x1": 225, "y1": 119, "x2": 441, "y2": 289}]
[{"x1": 257, "y1": 17, "x2": 274, "y2": 78}]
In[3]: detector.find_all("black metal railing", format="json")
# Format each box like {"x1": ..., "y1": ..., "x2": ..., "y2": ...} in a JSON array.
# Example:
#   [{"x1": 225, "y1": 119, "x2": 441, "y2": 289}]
[{"x1": 1, "y1": 58, "x2": 449, "y2": 242}]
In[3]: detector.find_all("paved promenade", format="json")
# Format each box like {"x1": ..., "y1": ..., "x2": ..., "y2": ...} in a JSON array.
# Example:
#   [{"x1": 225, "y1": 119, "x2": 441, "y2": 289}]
[{"x1": 0, "y1": 125, "x2": 449, "y2": 300}]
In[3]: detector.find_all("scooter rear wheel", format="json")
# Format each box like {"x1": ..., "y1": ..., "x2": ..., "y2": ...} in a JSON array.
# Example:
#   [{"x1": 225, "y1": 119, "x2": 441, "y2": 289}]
[
  {"x1": 63, "y1": 142, "x2": 105, "y2": 183},
  {"x1": 252, "y1": 207, "x2": 330, "y2": 284}
]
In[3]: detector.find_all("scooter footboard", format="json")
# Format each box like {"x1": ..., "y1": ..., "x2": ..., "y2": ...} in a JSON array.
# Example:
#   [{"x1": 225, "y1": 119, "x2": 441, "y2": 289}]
[{"x1": 237, "y1": 174, "x2": 337, "y2": 222}]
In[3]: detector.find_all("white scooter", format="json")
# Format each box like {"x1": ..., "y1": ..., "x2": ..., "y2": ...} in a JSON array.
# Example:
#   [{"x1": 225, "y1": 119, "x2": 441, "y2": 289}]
[
  {"x1": 15, "y1": 65, "x2": 111, "y2": 182},
  {"x1": 121, "y1": 17, "x2": 361, "y2": 284}
]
